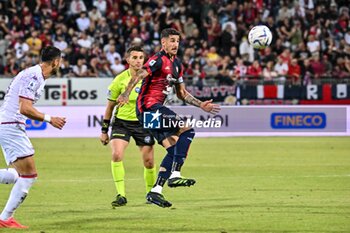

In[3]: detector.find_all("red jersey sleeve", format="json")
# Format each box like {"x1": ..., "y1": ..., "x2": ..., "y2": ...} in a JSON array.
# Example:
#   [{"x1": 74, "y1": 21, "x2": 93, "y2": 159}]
[{"x1": 143, "y1": 55, "x2": 163, "y2": 76}]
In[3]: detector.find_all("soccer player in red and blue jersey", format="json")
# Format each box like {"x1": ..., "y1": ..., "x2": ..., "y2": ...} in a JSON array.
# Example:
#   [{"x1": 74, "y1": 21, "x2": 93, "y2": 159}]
[{"x1": 118, "y1": 28, "x2": 220, "y2": 207}]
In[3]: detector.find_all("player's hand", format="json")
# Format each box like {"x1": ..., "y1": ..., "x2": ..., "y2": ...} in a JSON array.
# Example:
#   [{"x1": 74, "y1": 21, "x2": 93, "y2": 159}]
[
  {"x1": 100, "y1": 133, "x2": 109, "y2": 146},
  {"x1": 50, "y1": 117, "x2": 66, "y2": 130},
  {"x1": 117, "y1": 92, "x2": 129, "y2": 107},
  {"x1": 200, "y1": 99, "x2": 221, "y2": 115}
]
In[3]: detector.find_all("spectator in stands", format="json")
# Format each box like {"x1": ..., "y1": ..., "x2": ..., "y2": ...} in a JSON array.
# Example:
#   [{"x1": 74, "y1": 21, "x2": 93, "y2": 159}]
[
  {"x1": 295, "y1": 42, "x2": 311, "y2": 61},
  {"x1": 345, "y1": 57, "x2": 350, "y2": 74},
  {"x1": 278, "y1": 4, "x2": 291, "y2": 20},
  {"x1": 70, "y1": 0, "x2": 87, "y2": 16},
  {"x1": 72, "y1": 57, "x2": 88, "y2": 77},
  {"x1": 203, "y1": 58, "x2": 218, "y2": 80},
  {"x1": 93, "y1": 0, "x2": 107, "y2": 16},
  {"x1": 345, "y1": 29, "x2": 350, "y2": 45},
  {"x1": 233, "y1": 58, "x2": 247, "y2": 80},
  {"x1": 184, "y1": 17, "x2": 198, "y2": 39},
  {"x1": 332, "y1": 65, "x2": 349, "y2": 79},
  {"x1": 310, "y1": 54, "x2": 325, "y2": 78},
  {"x1": 260, "y1": 47, "x2": 276, "y2": 66},
  {"x1": 239, "y1": 36, "x2": 254, "y2": 62},
  {"x1": 279, "y1": 49, "x2": 292, "y2": 64},
  {"x1": 207, "y1": 46, "x2": 220, "y2": 63},
  {"x1": 110, "y1": 57, "x2": 125, "y2": 76},
  {"x1": 263, "y1": 61, "x2": 277, "y2": 81},
  {"x1": 274, "y1": 56, "x2": 288, "y2": 81},
  {"x1": 89, "y1": 6, "x2": 102, "y2": 22},
  {"x1": 301, "y1": 59, "x2": 314, "y2": 85},
  {"x1": 247, "y1": 60, "x2": 262, "y2": 78},
  {"x1": 229, "y1": 46, "x2": 238, "y2": 61},
  {"x1": 76, "y1": 11, "x2": 91, "y2": 32},
  {"x1": 192, "y1": 62, "x2": 207, "y2": 87},
  {"x1": 306, "y1": 35, "x2": 320, "y2": 56},
  {"x1": 216, "y1": 55, "x2": 234, "y2": 85},
  {"x1": 290, "y1": 21, "x2": 303, "y2": 50},
  {"x1": 59, "y1": 56, "x2": 73, "y2": 78},
  {"x1": 53, "y1": 36, "x2": 68, "y2": 53},
  {"x1": 277, "y1": 18, "x2": 292, "y2": 41},
  {"x1": 25, "y1": 31, "x2": 42, "y2": 57},
  {"x1": 106, "y1": 44, "x2": 121, "y2": 65},
  {"x1": 14, "y1": 37, "x2": 29, "y2": 60},
  {"x1": 320, "y1": 55, "x2": 333, "y2": 77},
  {"x1": 220, "y1": 23, "x2": 235, "y2": 56},
  {"x1": 288, "y1": 58, "x2": 301, "y2": 83},
  {"x1": 4, "y1": 57, "x2": 18, "y2": 76},
  {"x1": 77, "y1": 31, "x2": 93, "y2": 49}
]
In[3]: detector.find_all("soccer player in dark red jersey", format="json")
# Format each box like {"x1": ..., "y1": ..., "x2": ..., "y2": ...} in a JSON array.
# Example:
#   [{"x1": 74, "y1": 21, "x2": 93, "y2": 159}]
[{"x1": 117, "y1": 28, "x2": 220, "y2": 207}]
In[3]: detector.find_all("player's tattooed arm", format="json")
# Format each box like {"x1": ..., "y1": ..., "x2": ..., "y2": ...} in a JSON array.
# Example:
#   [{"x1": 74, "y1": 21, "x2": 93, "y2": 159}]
[
  {"x1": 117, "y1": 68, "x2": 148, "y2": 106},
  {"x1": 183, "y1": 93, "x2": 202, "y2": 107},
  {"x1": 176, "y1": 83, "x2": 221, "y2": 114}
]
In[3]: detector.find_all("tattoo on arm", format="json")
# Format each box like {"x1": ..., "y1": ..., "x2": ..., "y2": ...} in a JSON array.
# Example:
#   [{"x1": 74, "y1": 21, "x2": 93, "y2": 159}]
[
  {"x1": 122, "y1": 69, "x2": 147, "y2": 97},
  {"x1": 184, "y1": 93, "x2": 202, "y2": 108}
]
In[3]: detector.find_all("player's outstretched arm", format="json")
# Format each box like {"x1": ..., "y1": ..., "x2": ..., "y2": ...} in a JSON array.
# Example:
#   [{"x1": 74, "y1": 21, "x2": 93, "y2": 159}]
[
  {"x1": 19, "y1": 97, "x2": 66, "y2": 129},
  {"x1": 176, "y1": 83, "x2": 221, "y2": 115},
  {"x1": 117, "y1": 68, "x2": 149, "y2": 106},
  {"x1": 100, "y1": 100, "x2": 117, "y2": 145}
]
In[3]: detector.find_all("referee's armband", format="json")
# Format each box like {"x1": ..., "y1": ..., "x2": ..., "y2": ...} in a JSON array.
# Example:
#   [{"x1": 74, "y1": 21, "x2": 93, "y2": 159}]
[{"x1": 101, "y1": 119, "x2": 110, "y2": 133}]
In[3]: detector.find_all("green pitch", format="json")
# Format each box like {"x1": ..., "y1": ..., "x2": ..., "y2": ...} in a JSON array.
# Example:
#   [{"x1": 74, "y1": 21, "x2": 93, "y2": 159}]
[{"x1": 1, "y1": 137, "x2": 350, "y2": 233}]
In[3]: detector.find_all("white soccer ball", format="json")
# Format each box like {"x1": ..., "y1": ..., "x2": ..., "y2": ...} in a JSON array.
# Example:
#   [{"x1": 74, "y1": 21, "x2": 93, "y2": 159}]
[{"x1": 248, "y1": 25, "x2": 273, "y2": 49}]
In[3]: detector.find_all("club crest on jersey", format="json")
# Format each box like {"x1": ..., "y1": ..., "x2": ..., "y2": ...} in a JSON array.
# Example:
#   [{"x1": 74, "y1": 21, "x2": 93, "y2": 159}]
[
  {"x1": 135, "y1": 87, "x2": 140, "y2": 93},
  {"x1": 144, "y1": 136, "x2": 151, "y2": 143},
  {"x1": 149, "y1": 60, "x2": 156, "y2": 66},
  {"x1": 27, "y1": 78, "x2": 38, "y2": 91},
  {"x1": 107, "y1": 90, "x2": 112, "y2": 98}
]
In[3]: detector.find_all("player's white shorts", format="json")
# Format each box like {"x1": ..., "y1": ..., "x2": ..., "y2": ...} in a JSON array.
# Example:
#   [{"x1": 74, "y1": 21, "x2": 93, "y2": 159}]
[{"x1": 0, "y1": 124, "x2": 35, "y2": 165}]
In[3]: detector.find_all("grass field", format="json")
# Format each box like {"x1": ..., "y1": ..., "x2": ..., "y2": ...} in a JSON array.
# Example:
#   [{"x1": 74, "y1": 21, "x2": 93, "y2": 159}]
[{"x1": 1, "y1": 137, "x2": 350, "y2": 233}]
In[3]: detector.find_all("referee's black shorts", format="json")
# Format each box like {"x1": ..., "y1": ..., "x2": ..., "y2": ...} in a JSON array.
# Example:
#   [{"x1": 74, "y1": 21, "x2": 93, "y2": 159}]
[{"x1": 110, "y1": 118, "x2": 155, "y2": 146}]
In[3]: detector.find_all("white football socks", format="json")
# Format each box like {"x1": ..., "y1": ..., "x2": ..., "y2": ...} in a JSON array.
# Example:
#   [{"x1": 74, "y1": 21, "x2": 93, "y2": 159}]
[
  {"x1": 169, "y1": 171, "x2": 181, "y2": 179},
  {"x1": 0, "y1": 168, "x2": 19, "y2": 184},
  {"x1": 151, "y1": 185, "x2": 163, "y2": 194},
  {"x1": 0, "y1": 176, "x2": 37, "y2": 221}
]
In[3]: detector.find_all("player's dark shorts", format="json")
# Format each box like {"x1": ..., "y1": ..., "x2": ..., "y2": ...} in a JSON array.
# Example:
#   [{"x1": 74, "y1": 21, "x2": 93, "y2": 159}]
[
  {"x1": 136, "y1": 104, "x2": 182, "y2": 144},
  {"x1": 110, "y1": 118, "x2": 155, "y2": 146}
]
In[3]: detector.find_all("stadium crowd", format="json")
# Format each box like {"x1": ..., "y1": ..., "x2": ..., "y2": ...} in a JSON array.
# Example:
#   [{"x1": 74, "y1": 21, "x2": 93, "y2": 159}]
[{"x1": 0, "y1": 0, "x2": 349, "y2": 86}]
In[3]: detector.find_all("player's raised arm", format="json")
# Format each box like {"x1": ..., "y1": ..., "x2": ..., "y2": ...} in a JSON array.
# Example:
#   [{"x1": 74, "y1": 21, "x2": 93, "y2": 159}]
[
  {"x1": 175, "y1": 83, "x2": 221, "y2": 115},
  {"x1": 117, "y1": 68, "x2": 148, "y2": 106},
  {"x1": 19, "y1": 98, "x2": 66, "y2": 129}
]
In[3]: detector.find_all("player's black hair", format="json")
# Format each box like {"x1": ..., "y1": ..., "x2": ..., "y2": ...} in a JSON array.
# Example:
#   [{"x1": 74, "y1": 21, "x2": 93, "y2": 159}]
[
  {"x1": 40, "y1": 46, "x2": 61, "y2": 62},
  {"x1": 126, "y1": 45, "x2": 144, "y2": 55},
  {"x1": 161, "y1": 28, "x2": 181, "y2": 39}
]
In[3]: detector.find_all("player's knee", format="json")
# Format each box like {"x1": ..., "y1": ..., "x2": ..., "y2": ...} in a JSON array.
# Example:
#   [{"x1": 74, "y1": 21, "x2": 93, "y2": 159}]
[
  {"x1": 179, "y1": 127, "x2": 195, "y2": 136},
  {"x1": 182, "y1": 128, "x2": 195, "y2": 138},
  {"x1": 111, "y1": 150, "x2": 123, "y2": 162},
  {"x1": 143, "y1": 158, "x2": 154, "y2": 169}
]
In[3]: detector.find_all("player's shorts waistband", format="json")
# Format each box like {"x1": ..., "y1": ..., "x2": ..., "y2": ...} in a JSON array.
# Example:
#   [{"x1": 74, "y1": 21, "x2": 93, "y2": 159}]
[
  {"x1": 0, "y1": 122, "x2": 26, "y2": 125},
  {"x1": 114, "y1": 118, "x2": 140, "y2": 124}
]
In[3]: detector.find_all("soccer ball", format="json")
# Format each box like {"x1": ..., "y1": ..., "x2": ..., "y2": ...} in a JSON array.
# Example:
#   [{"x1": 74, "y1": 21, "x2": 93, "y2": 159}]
[{"x1": 248, "y1": 25, "x2": 273, "y2": 49}]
